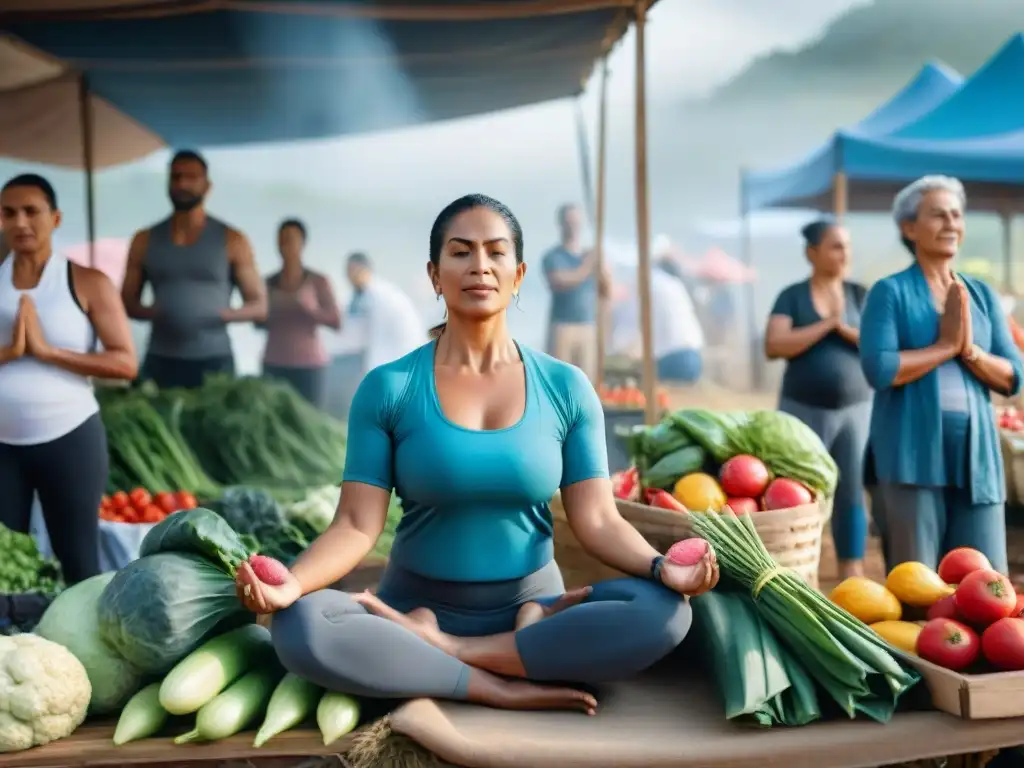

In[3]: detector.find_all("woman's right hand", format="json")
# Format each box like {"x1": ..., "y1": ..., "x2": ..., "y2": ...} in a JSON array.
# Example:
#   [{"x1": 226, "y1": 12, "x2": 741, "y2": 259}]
[
  {"x1": 0, "y1": 309, "x2": 26, "y2": 364},
  {"x1": 236, "y1": 561, "x2": 303, "y2": 615},
  {"x1": 939, "y1": 282, "x2": 965, "y2": 350}
]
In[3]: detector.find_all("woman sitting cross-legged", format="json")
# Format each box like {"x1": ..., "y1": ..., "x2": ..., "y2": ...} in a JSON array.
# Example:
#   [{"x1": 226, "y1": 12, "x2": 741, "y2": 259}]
[{"x1": 235, "y1": 194, "x2": 718, "y2": 714}]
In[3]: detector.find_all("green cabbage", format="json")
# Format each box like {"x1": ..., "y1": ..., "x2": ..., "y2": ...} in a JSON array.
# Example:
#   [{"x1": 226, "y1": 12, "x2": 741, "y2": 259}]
[
  {"x1": 98, "y1": 552, "x2": 248, "y2": 674},
  {"x1": 139, "y1": 507, "x2": 250, "y2": 574},
  {"x1": 35, "y1": 573, "x2": 144, "y2": 715}
]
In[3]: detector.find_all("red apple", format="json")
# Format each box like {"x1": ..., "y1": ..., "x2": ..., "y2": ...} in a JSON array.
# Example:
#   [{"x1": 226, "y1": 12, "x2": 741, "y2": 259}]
[
  {"x1": 762, "y1": 478, "x2": 814, "y2": 511},
  {"x1": 724, "y1": 497, "x2": 759, "y2": 515},
  {"x1": 719, "y1": 455, "x2": 771, "y2": 499}
]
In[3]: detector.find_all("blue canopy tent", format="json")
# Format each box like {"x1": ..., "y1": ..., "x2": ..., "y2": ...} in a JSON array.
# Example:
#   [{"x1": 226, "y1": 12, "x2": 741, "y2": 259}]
[
  {"x1": 0, "y1": 0, "x2": 666, "y2": 417},
  {"x1": 741, "y1": 61, "x2": 963, "y2": 214}
]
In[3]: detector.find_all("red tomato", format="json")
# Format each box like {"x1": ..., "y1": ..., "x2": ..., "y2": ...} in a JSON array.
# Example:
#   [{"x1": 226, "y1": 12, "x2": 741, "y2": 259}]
[
  {"x1": 982, "y1": 618, "x2": 1024, "y2": 671},
  {"x1": 111, "y1": 491, "x2": 130, "y2": 509},
  {"x1": 129, "y1": 488, "x2": 152, "y2": 509},
  {"x1": 938, "y1": 547, "x2": 993, "y2": 585},
  {"x1": 176, "y1": 491, "x2": 198, "y2": 510},
  {"x1": 100, "y1": 494, "x2": 111, "y2": 509},
  {"x1": 917, "y1": 618, "x2": 981, "y2": 671},
  {"x1": 1014, "y1": 594, "x2": 1024, "y2": 619},
  {"x1": 955, "y1": 569, "x2": 1016, "y2": 626},
  {"x1": 141, "y1": 504, "x2": 165, "y2": 524},
  {"x1": 927, "y1": 594, "x2": 962, "y2": 622},
  {"x1": 719, "y1": 455, "x2": 771, "y2": 498},
  {"x1": 154, "y1": 492, "x2": 180, "y2": 515}
]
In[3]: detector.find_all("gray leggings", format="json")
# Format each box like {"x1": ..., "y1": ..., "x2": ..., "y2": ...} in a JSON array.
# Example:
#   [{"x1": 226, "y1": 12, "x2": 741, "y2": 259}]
[
  {"x1": 779, "y1": 397, "x2": 871, "y2": 561},
  {"x1": 271, "y1": 560, "x2": 691, "y2": 700}
]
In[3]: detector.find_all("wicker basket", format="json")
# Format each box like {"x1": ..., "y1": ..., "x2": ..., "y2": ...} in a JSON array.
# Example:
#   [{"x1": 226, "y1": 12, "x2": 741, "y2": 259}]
[{"x1": 552, "y1": 495, "x2": 831, "y2": 591}]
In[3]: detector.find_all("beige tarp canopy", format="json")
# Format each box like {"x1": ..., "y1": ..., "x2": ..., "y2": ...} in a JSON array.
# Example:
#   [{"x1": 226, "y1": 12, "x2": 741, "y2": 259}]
[{"x1": 0, "y1": 35, "x2": 164, "y2": 169}]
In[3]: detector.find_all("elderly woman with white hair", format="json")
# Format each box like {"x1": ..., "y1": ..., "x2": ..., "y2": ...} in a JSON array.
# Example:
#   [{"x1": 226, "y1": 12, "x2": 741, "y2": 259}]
[{"x1": 860, "y1": 175, "x2": 1023, "y2": 573}]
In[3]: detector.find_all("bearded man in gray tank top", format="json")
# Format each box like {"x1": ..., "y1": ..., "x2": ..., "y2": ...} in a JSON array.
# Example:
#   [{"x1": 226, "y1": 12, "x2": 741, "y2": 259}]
[{"x1": 121, "y1": 150, "x2": 267, "y2": 389}]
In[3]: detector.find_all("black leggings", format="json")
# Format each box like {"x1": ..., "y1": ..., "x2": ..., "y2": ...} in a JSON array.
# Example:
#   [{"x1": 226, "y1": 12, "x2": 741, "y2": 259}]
[{"x1": 0, "y1": 413, "x2": 107, "y2": 584}]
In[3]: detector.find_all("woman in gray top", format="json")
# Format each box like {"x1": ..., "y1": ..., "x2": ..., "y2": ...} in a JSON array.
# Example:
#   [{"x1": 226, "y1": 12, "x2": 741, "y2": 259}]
[{"x1": 765, "y1": 220, "x2": 871, "y2": 579}]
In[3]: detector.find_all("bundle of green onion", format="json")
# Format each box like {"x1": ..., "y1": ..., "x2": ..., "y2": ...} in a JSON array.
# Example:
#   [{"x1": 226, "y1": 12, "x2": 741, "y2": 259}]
[{"x1": 689, "y1": 511, "x2": 921, "y2": 723}]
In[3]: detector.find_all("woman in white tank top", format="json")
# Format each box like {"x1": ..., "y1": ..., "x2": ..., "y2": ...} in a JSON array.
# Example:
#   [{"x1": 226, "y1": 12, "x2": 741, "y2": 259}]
[{"x1": 0, "y1": 174, "x2": 137, "y2": 584}]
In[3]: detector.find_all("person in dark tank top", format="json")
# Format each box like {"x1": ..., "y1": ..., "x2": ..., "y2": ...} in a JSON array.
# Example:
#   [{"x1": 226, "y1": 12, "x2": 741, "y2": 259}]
[
  {"x1": 120, "y1": 150, "x2": 267, "y2": 390},
  {"x1": 764, "y1": 220, "x2": 872, "y2": 580}
]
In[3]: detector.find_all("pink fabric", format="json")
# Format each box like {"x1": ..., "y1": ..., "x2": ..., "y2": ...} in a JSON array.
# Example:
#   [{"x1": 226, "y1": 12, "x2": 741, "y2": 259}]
[
  {"x1": 63, "y1": 238, "x2": 130, "y2": 288},
  {"x1": 263, "y1": 279, "x2": 328, "y2": 367}
]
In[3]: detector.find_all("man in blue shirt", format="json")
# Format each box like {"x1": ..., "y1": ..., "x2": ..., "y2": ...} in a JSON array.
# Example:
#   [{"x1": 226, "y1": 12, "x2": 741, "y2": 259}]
[{"x1": 542, "y1": 204, "x2": 606, "y2": 382}]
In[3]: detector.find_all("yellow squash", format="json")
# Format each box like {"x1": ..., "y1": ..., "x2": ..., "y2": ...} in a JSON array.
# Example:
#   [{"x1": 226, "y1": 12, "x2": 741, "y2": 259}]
[
  {"x1": 869, "y1": 621, "x2": 922, "y2": 655},
  {"x1": 885, "y1": 562, "x2": 955, "y2": 607},
  {"x1": 829, "y1": 577, "x2": 902, "y2": 624}
]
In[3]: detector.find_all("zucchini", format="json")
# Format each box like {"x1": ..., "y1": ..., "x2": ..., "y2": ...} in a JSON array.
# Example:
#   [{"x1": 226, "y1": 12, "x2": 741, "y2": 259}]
[
  {"x1": 253, "y1": 673, "x2": 323, "y2": 747},
  {"x1": 113, "y1": 683, "x2": 168, "y2": 746},
  {"x1": 159, "y1": 624, "x2": 272, "y2": 715},
  {"x1": 317, "y1": 691, "x2": 361, "y2": 746},
  {"x1": 174, "y1": 664, "x2": 284, "y2": 744}
]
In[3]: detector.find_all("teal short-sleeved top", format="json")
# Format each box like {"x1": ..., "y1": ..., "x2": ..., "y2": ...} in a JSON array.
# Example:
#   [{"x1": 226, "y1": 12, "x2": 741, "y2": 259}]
[{"x1": 342, "y1": 341, "x2": 610, "y2": 582}]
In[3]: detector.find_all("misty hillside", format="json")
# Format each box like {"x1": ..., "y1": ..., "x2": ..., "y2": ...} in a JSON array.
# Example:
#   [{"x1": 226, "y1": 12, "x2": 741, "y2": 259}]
[
  {"x1": 645, "y1": 0, "x2": 1024, "y2": 226},
  {"x1": 708, "y1": 0, "x2": 1019, "y2": 105}
]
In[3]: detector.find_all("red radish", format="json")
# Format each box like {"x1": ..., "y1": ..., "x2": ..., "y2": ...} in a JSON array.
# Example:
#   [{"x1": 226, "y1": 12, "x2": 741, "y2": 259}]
[
  {"x1": 1013, "y1": 594, "x2": 1024, "y2": 618},
  {"x1": 249, "y1": 554, "x2": 290, "y2": 586},
  {"x1": 982, "y1": 618, "x2": 1024, "y2": 671},
  {"x1": 666, "y1": 538, "x2": 711, "y2": 566},
  {"x1": 955, "y1": 569, "x2": 1016, "y2": 626},
  {"x1": 762, "y1": 478, "x2": 813, "y2": 511},
  {"x1": 718, "y1": 455, "x2": 771, "y2": 499},
  {"x1": 724, "y1": 497, "x2": 759, "y2": 515},
  {"x1": 938, "y1": 547, "x2": 992, "y2": 585},
  {"x1": 927, "y1": 594, "x2": 962, "y2": 621},
  {"x1": 916, "y1": 618, "x2": 981, "y2": 671}
]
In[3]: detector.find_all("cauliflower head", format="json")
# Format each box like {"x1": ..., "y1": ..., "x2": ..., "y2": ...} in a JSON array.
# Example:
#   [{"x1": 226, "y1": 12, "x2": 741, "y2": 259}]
[{"x1": 0, "y1": 634, "x2": 91, "y2": 752}]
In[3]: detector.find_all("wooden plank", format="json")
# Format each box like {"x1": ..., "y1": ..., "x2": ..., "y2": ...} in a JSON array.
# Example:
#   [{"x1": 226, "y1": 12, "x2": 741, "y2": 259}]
[{"x1": 0, "y1": 724, "x2": 352, "y2": 768}]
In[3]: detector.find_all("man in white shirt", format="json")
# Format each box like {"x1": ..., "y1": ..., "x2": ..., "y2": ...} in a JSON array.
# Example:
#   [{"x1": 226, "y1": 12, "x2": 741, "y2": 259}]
[
  {"x1": 650, "y1": 257, "x2": 705, "y2": 383},
  {"x1": 345, "y1": 252, "x2": 425, "y2": 374}
]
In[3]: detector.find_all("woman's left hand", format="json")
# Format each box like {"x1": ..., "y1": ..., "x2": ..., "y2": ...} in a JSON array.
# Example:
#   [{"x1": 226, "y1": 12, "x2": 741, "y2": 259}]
[
  {"x1": 658, "y1": 551, "x2": 719, "y2": 597},
  {"x1": 19, "y1": 295, "x2": 52, "y2": 360}
]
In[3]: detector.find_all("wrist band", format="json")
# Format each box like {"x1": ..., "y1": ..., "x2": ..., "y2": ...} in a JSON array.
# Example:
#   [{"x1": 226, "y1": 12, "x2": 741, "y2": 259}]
[{"x1": 650, "y1": 555, "x2": 666, "y2": 583}]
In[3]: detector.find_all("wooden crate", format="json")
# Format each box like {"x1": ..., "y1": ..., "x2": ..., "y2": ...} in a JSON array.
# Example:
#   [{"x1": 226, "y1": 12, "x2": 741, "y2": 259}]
[{"x1": 899, "y1": 652, "x2": 1024, "y2": 720}]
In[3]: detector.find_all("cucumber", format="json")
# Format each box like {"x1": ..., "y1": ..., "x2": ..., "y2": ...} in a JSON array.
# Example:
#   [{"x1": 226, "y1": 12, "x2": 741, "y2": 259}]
[
  {"x1": 113, "y1": 683, "x2": 168, "y2": 746},
  {"x1": 174, "y1": 664, "x2": 284, "y2": 744},
  {"x1": 317, "y1": 691, "x2": 361, "y2": 746},
  {"x1": 253, "y1": 673, "x2": 323, "y2": 747},
  {"x1": 160, "y1": 624, "x2": 272, "y2": 715}
]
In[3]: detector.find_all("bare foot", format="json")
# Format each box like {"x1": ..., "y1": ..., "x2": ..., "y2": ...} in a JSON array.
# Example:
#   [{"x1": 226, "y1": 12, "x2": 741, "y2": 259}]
[
  {"x1": 468, "y1": 674, "x2": 598, "y2": 716},
  {"x1": 353, "y1": 592, "x2": 457, "y2": 655}
]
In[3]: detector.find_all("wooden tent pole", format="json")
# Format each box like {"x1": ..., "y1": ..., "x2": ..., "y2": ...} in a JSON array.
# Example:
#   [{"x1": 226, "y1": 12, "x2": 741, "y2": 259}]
[
  {"x1": 78, "y1": 74, "x2": 97, "y2": 267},
  {"x1": 832, "y1": 171, "x2": 848, "y2": 222},
  {"x1": 594, "y1": 57, "x2": 610, "y2": 393},
  {"x1": 632, "y1": 0, "x2": 657, "y2": 425}
]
